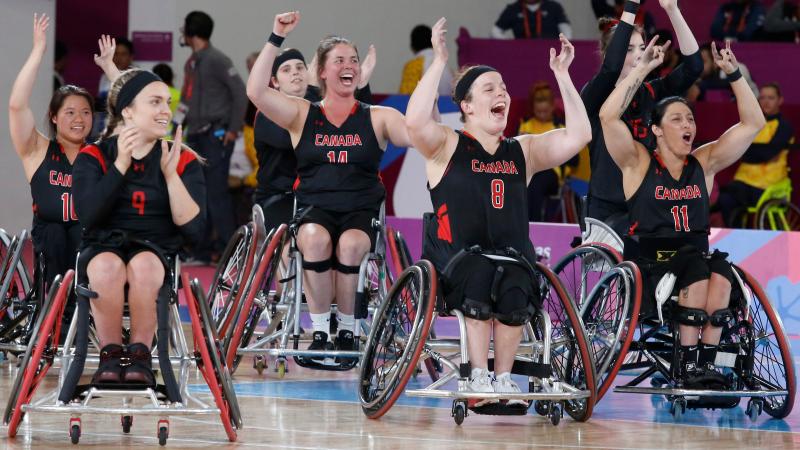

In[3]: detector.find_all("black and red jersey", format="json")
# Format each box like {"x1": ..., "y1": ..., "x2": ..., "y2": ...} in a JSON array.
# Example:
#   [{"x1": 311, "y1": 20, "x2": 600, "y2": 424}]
[
  {"x1": 626, "y1": 153, "x2": 710, "y2": 252},
  {"x1": 72, "y1": 136, "x2": 206, "y2": 252},
  {"x1": 427, "y1": 131, "x2": 534, "y2": 269},
  {"x1": 30, "y1": 139, "x2": 79, "y2": 225},
  {"x1": 252, "y1": 111, "x2": 297, "y2": 201},
  {"x1": 293, "y1": 101, "x2": 384, "y2": 212}
]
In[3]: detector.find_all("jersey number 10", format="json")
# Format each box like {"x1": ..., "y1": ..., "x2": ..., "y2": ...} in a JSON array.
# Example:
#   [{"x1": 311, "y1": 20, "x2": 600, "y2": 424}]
[{"x1": 60, "y1": 193, "x2": 77, "y2": 222}]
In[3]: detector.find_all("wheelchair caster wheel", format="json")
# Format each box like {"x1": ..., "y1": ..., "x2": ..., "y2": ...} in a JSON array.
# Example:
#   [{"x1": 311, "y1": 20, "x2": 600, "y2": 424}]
[
  {"x1": 275, "y1": 359, "x2": 287, "y2": 378},
  {"x1": 746, "y1": 398, "x2": 763, "y2": 422},
  {"x1": 452, "y1": 401, "x2": 467, "y2": 425},
  {"x1": 670, "y1": 398, "x2": 686, "y2": 420},
  {"x1": 550, "y1": 404, "x2": 562, "y2": 426},
  {"x1": 650, "y1": 374, "x2": 667, "y2": 388},
  {"x1": 69, "y1": 418, "x2": 81, "y2": 444},
  {"x1": 157, "y1": 419, "x2": 169, "y2": 446},
  {"x1": 253, "y1": 356, "x2": 266, "y2": 375},
  {"x1": 121, "y1": 415, "x2": 133, "y2": 433},
  {"x1": 534, "y1": 400, "x2": 550, "y2": 417}
]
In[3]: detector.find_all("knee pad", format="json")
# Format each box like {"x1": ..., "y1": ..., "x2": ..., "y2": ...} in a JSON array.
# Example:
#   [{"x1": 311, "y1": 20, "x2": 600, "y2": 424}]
[
  {"x1": 493, "y1": 264, "x2": 539, "y2": 326},
  {"x1": 302, "y1": 258, "x2": 333, "y2": 273},
  {"x1": 461, "y1": 296, "x2": 494, "y2": 321},
  {"x1": 334, "y1": 261, "x2": 361, "y2": 275},
  {"x1": 708, "y1": 308, "x2": 733, "y2": 327},
  {"x1": 672, "y1": 304, "x2": 709, "y2": 327}
]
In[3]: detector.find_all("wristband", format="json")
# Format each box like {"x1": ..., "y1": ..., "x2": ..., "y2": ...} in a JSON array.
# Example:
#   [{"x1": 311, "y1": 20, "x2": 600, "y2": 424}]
[
  {"x1": 268, "y1": 33, "x2": 285, "y2": 48},
  {"x1": 623, "y1": 1, "x2": 640, "y2": 15},
  {"x1": 727, "y1": 68, "x2": 742, "y2": 83}
]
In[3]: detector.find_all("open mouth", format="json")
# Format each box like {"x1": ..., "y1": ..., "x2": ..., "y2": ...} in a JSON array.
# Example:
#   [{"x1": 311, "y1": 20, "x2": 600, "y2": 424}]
[
  {"x1": 70, "y1": 125, "x2": 85, "y2": 131},
  {"x1": 682, "y1": 132, "x2": 692, "y2": 144},
  {"x1": 490, "y1": 103, "x2": 507, "y2": 119},
  {"x1": 340, "y1": 73, "x2": 355, "y2": 87},
  {"x1": 156, "y1": 119, "x2": 169, "y2": 127}
]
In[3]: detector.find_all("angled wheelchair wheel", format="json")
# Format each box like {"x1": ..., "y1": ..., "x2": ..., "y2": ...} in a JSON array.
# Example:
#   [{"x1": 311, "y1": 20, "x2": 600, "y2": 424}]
[
  {"x1": 552, "y1": 244, "x2": 621, "y2": 309},
  {"x1": 5, "y1": 270, "x2": 72, "y2": 437},
  {"x1": 359, "y1": 260, "x2": 436, "y2": 419},
  {"x1": 583, "y1": 261, "x2": 642, "y2": 400},
  {"x1": 737, "y1": 268, "x2": 796, "y2": 418},
  {"x1": 224, "y1": 225, "x2": 287, "y2": 371},
  {"x1": 756, "y1": 199, "x2": 800, "y2": 231},
  {"x1": 535, "y1": 263, "x2": 596, "y2": 422},
  {"x1": 185, "y1": 275, "x2": 240, "y2": 441},
  {"x1": 0, "y1": 233, "x2": 36, "y2": 351},
  {"x1": 208, "y1": 224, "x2": 258, "y2": 337}
]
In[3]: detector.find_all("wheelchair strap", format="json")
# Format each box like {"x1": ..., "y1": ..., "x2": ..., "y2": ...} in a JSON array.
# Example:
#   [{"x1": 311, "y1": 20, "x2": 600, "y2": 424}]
[{"x1": 730, "y1": 266, "x2": 752, "y2": 321}]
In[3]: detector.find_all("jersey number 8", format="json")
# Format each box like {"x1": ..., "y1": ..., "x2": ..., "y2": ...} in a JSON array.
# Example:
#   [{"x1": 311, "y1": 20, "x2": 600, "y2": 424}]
[{"x1": 491, "y1": 179, "x2": 504, "y2": 209}]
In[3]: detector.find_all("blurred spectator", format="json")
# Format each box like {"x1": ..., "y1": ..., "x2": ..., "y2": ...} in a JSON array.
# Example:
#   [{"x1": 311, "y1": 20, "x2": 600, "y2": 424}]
[
  {"x1": 652, "y1": 28, "x2": 681, "y2": 78},
  {"x1": 228, "y1": 51, "x2": 260, "y2": 227},
  {"x1": 518, "y1": 81, "x2": 579, "y2": 221},
  {"x1": 686, "y1": 42, "x2": 758, "y2": 102},
  {"x1": 763, "y1": 0, "x2": 800, "y2": 42},
  {"x1": 53, "y1": 39, "x2": 67, "y2": 91},
  {"x1": 180, "y1": 10, "x2": 248, "y2": 264},
  {"x1": 93, "y1": 37, "x2": 135, "y2": 137},
  {"x1": 711, "y1": 0, "x2": 766, "y2": 41},
  {"x1": 591, "y1": 0, "x2": 656, "y2": 37},
  {"x1": 717, "y1": 82, "x2": 795, "y2": 226},
  {"x1": 399, "y1": 24, "x2": 454, "y2": 96},
  {"x1": 492, "y1": 0, "x2": 572, "y2": 39},
  {"x1": 152, "y1": 63, "x2": 181, "y2": 116}
]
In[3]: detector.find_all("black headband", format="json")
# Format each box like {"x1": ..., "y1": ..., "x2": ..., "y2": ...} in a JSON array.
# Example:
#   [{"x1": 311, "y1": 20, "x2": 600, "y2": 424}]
[
  {"x1": 453, "y1": 65, "x2": 497, "y2": 104},
  {"x1": 272, "y1": 49, "x2": 306, "y2": 77},
  {"x1": 116, "y1": 71, "x2": 163, "y2": 112}
]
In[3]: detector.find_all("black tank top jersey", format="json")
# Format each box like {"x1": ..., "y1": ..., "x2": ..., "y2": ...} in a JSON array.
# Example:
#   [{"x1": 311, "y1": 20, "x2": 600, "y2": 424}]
[
  {"x1": 429, "y1": 131, "x2": 535, "y2": 265},
  {"x1": 626, "y1": 153, "x2": 710, "y2": 241},
  {"x1": 252, "y1": 111, "x2": 297, "y2": 201},
  {"x1": 294, "y1": 101, "x2": 384, "y2": 212},
  {"x1": 29, "y1": 139, "x2": 79, "y2": 225},
  {"x1": 79, "y1": 136, "x2": 198, "y2": 251}
]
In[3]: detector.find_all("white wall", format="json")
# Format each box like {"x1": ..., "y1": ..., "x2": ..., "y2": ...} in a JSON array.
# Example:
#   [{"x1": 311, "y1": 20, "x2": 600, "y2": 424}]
[{"x1": 0, "y1": 0, "x2": 56, "y2": 234}]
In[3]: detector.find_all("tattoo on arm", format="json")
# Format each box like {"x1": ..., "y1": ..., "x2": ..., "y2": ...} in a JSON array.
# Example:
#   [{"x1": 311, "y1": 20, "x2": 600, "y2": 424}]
[
  {"x1": 680, "y1": 287, "x2": 689, "y2": 300},
  {"x1": 619, "y1": 78, "x2": 641, "y2": 115}
]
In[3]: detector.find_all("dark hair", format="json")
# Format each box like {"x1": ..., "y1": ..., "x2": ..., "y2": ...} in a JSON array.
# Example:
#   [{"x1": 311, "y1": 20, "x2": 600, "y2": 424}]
[
  {"x1": 47, "y1": 85, "x2": 94, "y2": 138},
  {"x1": 651, "y1": 96, "x2": 691, "y2": 128},
  {"x1": 410, "y1": 25, "x2": 432, "y2": 53},
  {"x1": 316, "y1": 36, "x2": 358, "y2": 97},
  {"x1": 184, "y1": 11, "x2": 214, "y2": 40},
  {"x1": 598, "y1": 18, "x2": 645, "y2": 57},
  {"x1": 152, "y1": 63, "x2": 174, "y2": 85},
  {"x1": 761, "y1": 82, "x2": 782, "y2": 97},
  {"x1": 115, "y1": 36, "x2": 134, "y2": 54}
]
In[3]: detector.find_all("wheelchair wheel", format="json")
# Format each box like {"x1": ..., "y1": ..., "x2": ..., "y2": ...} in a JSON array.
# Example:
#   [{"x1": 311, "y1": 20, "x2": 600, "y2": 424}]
[
  {"x1": 738, "y1": 268, "x2": 796, "y2": 418},
  {"x1": 582, "y1": 261, "x2": 642, "y2": 400},
  {"x1": 5, "y1": 270, "x2": 72, "y2": 437},
  {"x1": 0, "y1": 233, "x2": 36, "y2": 352},
  {"x1": 535, "y1": 263, "x2": 596, "y2": 422},
  {"x1": 224, "y1": 225, "x2": 287, "y2": 371},
  {"x1": 552, "y1": 244, "x2": 622, "y2": 309},
  {"x1": 185, "y1": 275, "x2": 240, "y2": 441},
  {"x1": 756, "y1": 199, "x2": 800, "y2": 231},
  {"x1": 208, "y1": 224, "x2": 258, "y2": 337},
  {"x1": 359, "y1": 260, "x2": 436, "y2": 419}
]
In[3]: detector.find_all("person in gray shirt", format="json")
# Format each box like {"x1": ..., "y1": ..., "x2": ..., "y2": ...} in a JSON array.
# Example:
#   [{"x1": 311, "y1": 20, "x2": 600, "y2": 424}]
[{"x1": 179, "y1": 10, "x2": 247, "y2": 263}]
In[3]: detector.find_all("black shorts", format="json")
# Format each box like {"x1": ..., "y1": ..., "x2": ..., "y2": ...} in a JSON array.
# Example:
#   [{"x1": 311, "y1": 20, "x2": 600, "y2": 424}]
[
  {"x1": 258, "y1": 193, "x2": 295, "y2": 233},
  {"x1": 78, "y1": 231, "x2": 172, "y2": 279},
  {"x1": 298, "y1": 206, "x2": 379, "y2": 251}
]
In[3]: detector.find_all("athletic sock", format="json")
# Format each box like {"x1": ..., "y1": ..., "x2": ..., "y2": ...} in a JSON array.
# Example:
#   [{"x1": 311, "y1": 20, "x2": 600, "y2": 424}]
[
  {"x1": 336, "y1": 312, "x2": 355, "y2": 333},
  {"x1": 698, "y1": 343, "x2": 718, "y2": 368},
  {"x1": 310, "y1": 312, "x2": 331, "y2": 336}
]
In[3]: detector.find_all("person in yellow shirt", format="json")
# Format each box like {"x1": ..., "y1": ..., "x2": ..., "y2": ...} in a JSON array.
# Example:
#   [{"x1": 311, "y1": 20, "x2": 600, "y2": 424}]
[
  {"x1": 399, "y1": 25, "x2": 454, "y2": 96},
  {"x1": 717, "y1": 82, "x2": 796, "y2": 227}
]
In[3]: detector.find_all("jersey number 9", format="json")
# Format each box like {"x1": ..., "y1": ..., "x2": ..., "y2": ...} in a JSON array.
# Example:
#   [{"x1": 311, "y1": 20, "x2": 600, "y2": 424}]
[{"x1": 132, "y1": 191, "x2": 146, "y2": 216}]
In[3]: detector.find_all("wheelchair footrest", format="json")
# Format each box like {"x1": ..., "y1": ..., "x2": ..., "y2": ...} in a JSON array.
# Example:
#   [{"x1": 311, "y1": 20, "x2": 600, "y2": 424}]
[
  {"x1": 614, "y1": 386, "x2": 789, "y2": 398},
  {"x1": 487, "y1": 359, "x2": 551, "y2": 378},
  {"x1": 469, "y1": 402, "x2": 530, "y2": 416},
  {"x1": 686, "y1": 396, "x2": 741, "y2": 410},
  {"x1": 293, "y1": 356, "x2": 358, "y2": 372}
]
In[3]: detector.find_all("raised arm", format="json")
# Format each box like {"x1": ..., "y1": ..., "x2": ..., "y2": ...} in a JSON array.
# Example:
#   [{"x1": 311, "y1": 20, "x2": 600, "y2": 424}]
[
  {"x1": 93, "y1": 35, "x2": 121, "y2": 84},
  {"x1": 246, "y1": 11, "x2": 308, "y2": 134},
  {"x1": 599, "y1": 36, "x2": 667, "y2": 171},
  {"x1": 660, "y1": 0, "x2": 698, "y2": 55},
  {"x1": 9, "y1": 13, "x2": 50, "y2": 163},
  {"x1": 694, "y1": 42, "x2": 766, "y2": 176},
  {"x1": 518, "y1": 35, "x2": 591, "y2": 178},
  {"x1": 405, "y1": 17, "x2": 452, "y2": 160},
  {"x1": 652, "y1": 0, "x2": 703, "y2": 96}
]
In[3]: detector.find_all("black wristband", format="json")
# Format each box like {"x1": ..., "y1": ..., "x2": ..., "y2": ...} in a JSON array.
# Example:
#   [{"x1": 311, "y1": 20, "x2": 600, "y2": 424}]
[
  {"x1": 623, "y1": 1, "x2": 640, "y2": 14},
  {"x1": 268, "y1": 33, "x2": 285, "y2": 48},
  {"x1": 727, "y1": 68, "x2": 742, "y2": 83}
]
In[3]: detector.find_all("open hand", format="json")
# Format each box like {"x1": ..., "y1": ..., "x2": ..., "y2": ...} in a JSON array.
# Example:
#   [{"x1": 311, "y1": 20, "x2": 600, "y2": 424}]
[
  {"x1": 432, "y1": 17, "x2": 449, "y2": 63},
  {"x1": 549, "y1": 34, "x2": 575, "y2": 74},
  {"x1": 160, "y1": 125, "x2": 182, "y2": 178},
  {"x1": 359, "y1": 44, "x2": 376, "y2": 88},
  {"x1": 32, "y1": 13, "x2": 49, "y2": 50},
  {"x1": 94, "y1": 35, "x2": 116, "y2": 70},
  {"x1": 115, "y1": 126, "x2": 139, "y2": 173}
]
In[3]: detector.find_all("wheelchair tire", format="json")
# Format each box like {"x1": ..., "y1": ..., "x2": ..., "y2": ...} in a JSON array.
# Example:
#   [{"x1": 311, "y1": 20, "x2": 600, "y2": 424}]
[
  {"x1": 225, "y1": 225, "x2": 286, "y2": 371},
  {"x1": 5, "y1": 270, "x2": 72, "y2": 437},
  {"x1": 756, "y1": 199, "x2": 800, "y2": 231},
  {"x1": 535, "y1": 262, "x2": 596, "y2": 422},
  {"x1": 185, "y1": 275, "x2": 241, "y2": 442},
  {"x1": 359, "y1": 260, "x2": 436, "y2": 419},
  {"x1": 552, "y1": 243, "x2": 622, "y2": 309},
  {"x1": 208, "y1": 224, "x2": 259, "y2": 338},
  {"x1": 739, "y1": 268, "x2": 796, "y2": 418}
]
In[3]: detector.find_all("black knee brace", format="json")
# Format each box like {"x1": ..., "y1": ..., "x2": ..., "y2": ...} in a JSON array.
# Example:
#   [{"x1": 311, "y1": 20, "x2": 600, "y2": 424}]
[
  {"x1": 493, "y1": 263, "x2": 539, "y2": 326},
  {"x1": 673, "y1": 304, "x2": 709, "y2": 327},
  {"x1": 302, "y1": 258, "x2": 333, "y2": 273},
  {"x1": 334, "y1": 261, "x2": 361, "y2": 275},
  {"x1": 708, "y1": 308, "x2": 733, "y2": 327},
  {"x1": 461, "y1": 297, "x2": 494, "y2": 321}
]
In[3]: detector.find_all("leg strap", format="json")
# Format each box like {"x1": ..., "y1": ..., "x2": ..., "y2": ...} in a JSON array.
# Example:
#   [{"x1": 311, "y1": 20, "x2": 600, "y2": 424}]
[
  {"x1": 708, "y1": 308, "x2": 733, "y2": 327},
  {"x1": 334, "y1": 261, "x2": 361, "y2": 275},
  {"x1": 672, "y1": 304, "x2": 709, "y2": 327},
  {"x1": 302, "y1": 258, "x2": 333, "y2": 273}
]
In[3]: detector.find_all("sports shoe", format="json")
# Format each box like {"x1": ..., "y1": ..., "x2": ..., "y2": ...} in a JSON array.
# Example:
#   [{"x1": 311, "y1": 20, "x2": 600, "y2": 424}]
[
  {"x1": 493, "y1": 372, "x2": 529, "y2": 407},
  {"x1": 123, "y1": 342, "x2": 155, "y2": 386},
  {"x1": 91, "y1": 343, "x2": 125, "y2": 385},
  {"x1": 466, "y1": 368, "x2": 496, "y2": 407},
  {"x1": 308, "y1": 331, "x2": 335, "y2": 365}
]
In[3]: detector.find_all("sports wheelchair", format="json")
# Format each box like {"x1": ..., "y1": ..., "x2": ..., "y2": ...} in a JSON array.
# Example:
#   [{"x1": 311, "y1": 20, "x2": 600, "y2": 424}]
[
  {"x1": 0, "y1": 229, "x2": 37, "y2": 356},
  {"x1": 212, "y1": 202, "x2": 395, "y2": 375},
  {"x1": 3, "y1": 239, "x2": 241, "y2": 445},
  {"x1": 358, "y1": 229, "x2": 597, "y2": 426}
]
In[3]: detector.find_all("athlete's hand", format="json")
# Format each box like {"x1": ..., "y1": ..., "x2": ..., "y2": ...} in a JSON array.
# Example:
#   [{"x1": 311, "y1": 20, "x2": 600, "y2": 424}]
[
  {"x1": 115, "y1": 126, "x2": 138, "y2": 174},
  {"x1": 161, "y1": 125, "x2": 182, "y2": 179},
  {"x1": 659, "y1": 0, "x2": 679, "y2": 13},
  {"x1": 711, "y1": 41, "x2": 739, "y2": 75},
  {"x1": 431, "y1": 17, "x2": 448, "y2": 63},
  {"x1": 32, "y1": 13, "x2": 50, "y2": 52},
  {"x1": 549, "y1": 34, "x2": 575, "y2": 74},
  {"x1": 273, "y1": 11, "x2": 300, "y2": 37},
  {"x1": 94, "y1": 35, "x2": 116, "y2": 71},
  {"x1": 640, "y1": 36, "x2": 670, "y2": 73},
  {"x1": 359, "y1": 44, "x2": 376, "y2": 88}
]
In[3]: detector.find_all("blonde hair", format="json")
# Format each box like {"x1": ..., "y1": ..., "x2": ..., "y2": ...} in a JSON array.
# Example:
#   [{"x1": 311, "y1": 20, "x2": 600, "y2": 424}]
[
  {"x1": 316, "y1": 36, "x2": 358, "y2": 97},
  {"x1": 102, "y1": 68, "x2": 146, "y2": 140}
]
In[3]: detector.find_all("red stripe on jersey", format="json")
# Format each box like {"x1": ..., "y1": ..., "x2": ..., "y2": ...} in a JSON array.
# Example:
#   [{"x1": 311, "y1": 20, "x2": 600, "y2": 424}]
[
  {"x1": 644, "y1": 82, "x2": 655, "y2": 99},
  {"x1": 176, "y1": 150, "x2": 197, "y2": 176},
  {"x1": 80, "y1": 145, "x2": 107, "y2": 173},
  {"x1": 436, "y1": 203, "x2": 453, "y2": 243},
  {"x1": 292, "y1": 176, "x2": 300, "y2": 191}
]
